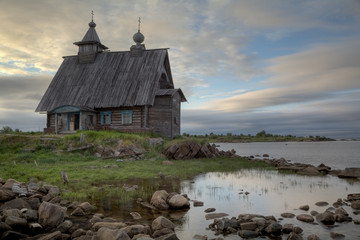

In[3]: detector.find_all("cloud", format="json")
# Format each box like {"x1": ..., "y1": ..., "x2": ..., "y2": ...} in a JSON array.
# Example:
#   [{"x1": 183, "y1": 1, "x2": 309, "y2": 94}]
[
  {"x1": 0, "y1": 74, "x2": 51, "y2": 110},
  {"x1": 0, "y1": 0, "x2": 359, "y2": 138},
  {"x1": 182, "y1": 92, "x2": 360, "y2": 138},
  {"x1": 199, "y1": 38, "x2": 360, "y2": 112},
  {"x1": 0, "y1": 109, "x2": 46, "y2": 132}
]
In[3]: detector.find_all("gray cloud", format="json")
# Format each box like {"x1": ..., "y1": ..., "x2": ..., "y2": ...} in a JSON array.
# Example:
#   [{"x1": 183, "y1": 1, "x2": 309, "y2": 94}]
[
  {"x1": 0, "y1": 74, "x2": 51, "y2": 110},
  {"x1": 0, "y1": 0, "x2": 360, "y2": 138},
  {"x1": 182, "y1": 94, "x2": 360, "y2": 139}
]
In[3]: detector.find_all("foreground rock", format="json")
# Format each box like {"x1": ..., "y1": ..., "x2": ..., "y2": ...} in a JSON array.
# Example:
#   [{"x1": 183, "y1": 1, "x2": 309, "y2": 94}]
[
  {"x1": 150, "y1": 190, "x2": 189, "y2": 210},
  {"x1": 252, "y1": 155, "x2": 360, "y2": 180},
  {"x1": 0, "y1": 178, "x2": 180, "y2": 240},
  {"x1": 209, "y1": 213, "x2": 290, "y2": 238}
]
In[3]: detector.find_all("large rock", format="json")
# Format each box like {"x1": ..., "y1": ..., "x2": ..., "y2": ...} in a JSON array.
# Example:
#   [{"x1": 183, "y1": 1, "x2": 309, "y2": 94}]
[
  {"x1": 299, "y1": 165, "x2": 320, "y2": 175},
  {"x1": 38, "y1": 201, "x2": 67, "y2": 228},
  {"x1": 21, "y1": 208, "x2": 38, "y2": 221},
  {"x1": 96, "y1": 227, "x2": 130, "y2": 240},
  {"x1": 316, "y1": 211, "x2": 335, "y2": 225},
  {"x1": 0, "y1": 188, "x2": 16, "y2": 201},
  {"x1": 205, "y1": 213, "x2": 229, "y2": 220},
  {"x1": 265, "y1": 222, "x2": 282, "y2": 236},
  {"x1": 57, "y1": 220, "x2": 73, "y2": 233},
  {"x1": 282, "y1": 224, "x2": 293, "y2": 234},
  {"x1": 299, "y1": 205, "x2": 309, "y2": 211},
  {"x1": 351, "y1": 200, "x2": 360, "y2": 210},
  {"x1": 330, "y1": 232, "x2": 345, "y2": 239},
  {"x1": 5, "y1": 216, "x2": 27, "y2": 227},
  {"x1": 2, "y1": 179, "x2": 20, "y2": 190},
  {"x1": 296, "y1": 214, "x2": 314, "y2": 223},
  {"x1": 0, "y1": 222, "x2": 12, "y2": 234},
  {"x1": 167, "y1": 194, "x2": 190, "y2": 209},
  {"x1": 152, "y1": 216, "x2": 175, "y2": 231},
  {"x1": 238, "y1": 230, "x2": 259, "y2": 239},
  {"x1": 121, "y1": 225, "x2": 150, "y2": 238},
  {"x1": 347, "y1": 193, "x2": 360, "y2": 201},
  {"x1": 281, "y1": 213, "x2": 295, "y2": 218},
  {"x1": 240, "y1": 222, "x2": 257, "y2": 231},
  {"x1": 28, "y1": 222, "x2": 43, "y2": 235},
  {"x1": 71, "y1": 228, "x2": 87, "y2": 238},
  {"x1": 152, "y1": 228, "x2": 174, "y2": 238},
  {"x1": 338, "y1": 168, "x2": 360, "y2": 178},
  {"x1": 315, "y1": 201, "x2": 329, "y2": 207},
  {"x1": 335, "y1": 207, "x2": 348, "y2": 216},
  {"x1": 1, "y1": 230, "x2": 28, "y2": 240},
  {"x1": 12, "y1": 183, "x2": 28, "y2": 196},
  {"x1": 150, "y1": 190, "x2": 169, "y2": 210},
  {"x1": 3, "y1": 209, "x2": 22, "y2": 218},
  {"x1": 0, "y1": 198, "x2": 31, "y2": 210}
]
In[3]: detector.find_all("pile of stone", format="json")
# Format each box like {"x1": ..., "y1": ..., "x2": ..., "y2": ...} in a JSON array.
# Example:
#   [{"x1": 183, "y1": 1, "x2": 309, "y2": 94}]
[
  {"x1": 94, "y1": 144, "x2": 146, "y2": 159},
  {"x1": 165, "y1": 142, "x2": 236, "y2": 160},
  {"x1": 0, "y1": 178, "x2": 179, "y2": 240}
]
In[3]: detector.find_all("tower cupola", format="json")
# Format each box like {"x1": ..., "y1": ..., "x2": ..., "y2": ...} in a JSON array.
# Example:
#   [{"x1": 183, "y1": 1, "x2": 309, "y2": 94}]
[
  {"x1": 130, "y1": 17, "x2": 146, "y2": 57},
  {"x1": 73, "y1": 11, "x2": 108, "y2": 63}
]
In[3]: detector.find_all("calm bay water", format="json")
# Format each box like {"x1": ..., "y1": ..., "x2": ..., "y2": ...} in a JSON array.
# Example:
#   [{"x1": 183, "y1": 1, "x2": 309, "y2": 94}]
[
  {"x1": 175, "y1": 141, "x2": 360, "y2": 239},
  {"x1": 216, "y1": 141, "x2": 360, "y2": 169},
  {"x1": 101, "y1": 141, "x2": 360, "y2": 239},
  {"x1": 177, "y1": 170, "x2": 360, "y2": 239}
]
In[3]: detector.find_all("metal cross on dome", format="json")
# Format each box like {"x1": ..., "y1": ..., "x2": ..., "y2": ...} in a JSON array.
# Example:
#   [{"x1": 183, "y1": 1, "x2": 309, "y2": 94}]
[
  {"x1": 138, "y1": 17, "x2": 141, "y2": 32},
  {"x1": 91, "y1": 10, "x2": 94, "y2": 21}
]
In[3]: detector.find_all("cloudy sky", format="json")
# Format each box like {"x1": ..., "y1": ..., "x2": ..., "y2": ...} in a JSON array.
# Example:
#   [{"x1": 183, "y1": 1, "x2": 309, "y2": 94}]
[{"x1": 1, "y1": 0, "x2": 360, "y2": 138}]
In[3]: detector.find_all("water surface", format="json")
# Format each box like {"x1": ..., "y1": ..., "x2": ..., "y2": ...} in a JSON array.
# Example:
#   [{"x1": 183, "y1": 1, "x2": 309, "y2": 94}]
[
  {"x1": 176, "y1": 170, "x2": 360, "y2": 239},
  {"x1": 217, "y1": 141, "x2": 360, "y2": 169}
]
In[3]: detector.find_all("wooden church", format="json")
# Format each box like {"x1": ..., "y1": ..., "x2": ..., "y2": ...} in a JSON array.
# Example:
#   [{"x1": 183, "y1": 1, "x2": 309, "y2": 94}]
[{"x1": 36, "y1": 17, "x2": 186, "y2": 138}]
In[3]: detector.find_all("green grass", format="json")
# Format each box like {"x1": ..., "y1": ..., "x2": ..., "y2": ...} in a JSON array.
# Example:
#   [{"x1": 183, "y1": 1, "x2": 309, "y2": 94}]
[{"x1": 0, "y1": 131, "x2": 274, "y2": 204}]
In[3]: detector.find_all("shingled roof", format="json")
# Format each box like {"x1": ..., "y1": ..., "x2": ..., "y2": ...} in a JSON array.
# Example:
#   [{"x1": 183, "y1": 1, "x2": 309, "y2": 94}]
[{"x1": 36, "y1": 49, "x2": 186, "y2": 112}]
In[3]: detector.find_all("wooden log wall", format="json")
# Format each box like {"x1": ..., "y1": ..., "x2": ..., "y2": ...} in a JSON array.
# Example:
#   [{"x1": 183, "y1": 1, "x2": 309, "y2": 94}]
[
  {"x1": 95, "y1": 107, "x2": 144, "y2": 130},
  {"x1": 149, "y1": 96, "x2": 172, "y2": 138},
  {"x1": 48, "y1": 114, "x2": 55, "y2": 128},
  {"x1": 171, "y1": 92, "x2": 181, "y2": 138}
]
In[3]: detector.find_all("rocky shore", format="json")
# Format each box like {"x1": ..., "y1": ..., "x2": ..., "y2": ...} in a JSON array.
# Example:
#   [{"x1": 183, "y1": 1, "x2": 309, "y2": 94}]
[
  {"x1": 164, "y1": 141, "x2": 360, "y2": 179},
  {"x1": 206, "y1": 193, "x2": 360, "y2": 239},
  {"x1": 1, "y1": 176, "x2": 360, "y2": 240},
  {"x1": 0, "y1": 178, "x2": 186, "y2": 240}
]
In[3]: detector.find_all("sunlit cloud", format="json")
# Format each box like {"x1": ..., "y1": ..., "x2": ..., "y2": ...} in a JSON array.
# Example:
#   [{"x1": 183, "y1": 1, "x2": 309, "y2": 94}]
[{"x1": 0, "y1": 0, "x2": 359, "y2": 137}]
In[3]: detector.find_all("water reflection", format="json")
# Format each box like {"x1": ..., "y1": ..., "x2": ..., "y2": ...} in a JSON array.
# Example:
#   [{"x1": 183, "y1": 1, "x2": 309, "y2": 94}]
[
  {"x1": 91, "y1": 169, "x2": 360, "y2": 239},
  {"x1": 177, "y1": 169, "x2": 360, "y2": 240}
]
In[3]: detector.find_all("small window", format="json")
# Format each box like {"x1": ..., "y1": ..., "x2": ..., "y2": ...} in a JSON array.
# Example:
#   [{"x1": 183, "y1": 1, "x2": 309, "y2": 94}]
[
  {"x1": 121, "y1": 111, "x2": 133, "y2": 125},
  {"x1": 100, "y1": 112, "x2": 111, "y2": 125}
]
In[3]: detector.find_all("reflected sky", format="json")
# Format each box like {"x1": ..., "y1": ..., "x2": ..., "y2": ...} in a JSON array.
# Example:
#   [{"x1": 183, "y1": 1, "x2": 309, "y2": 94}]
[{"x1": 177, "y1": 169, "x2": 360, "y2": 239}]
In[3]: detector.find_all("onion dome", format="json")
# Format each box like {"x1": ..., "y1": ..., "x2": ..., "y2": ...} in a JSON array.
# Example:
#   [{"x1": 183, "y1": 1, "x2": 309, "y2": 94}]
[
  {"x1": 88, "y1": 20, "x2": 96, "y2": 28},
  {"x1": 133, "y1": 31, "x2": 145, "y2": 44}
]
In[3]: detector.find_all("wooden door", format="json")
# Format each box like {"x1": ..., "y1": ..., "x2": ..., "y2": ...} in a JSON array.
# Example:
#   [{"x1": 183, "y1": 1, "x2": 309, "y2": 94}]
[{"x1": 69, "y1": 114, "x2": 75, "y2": 131}]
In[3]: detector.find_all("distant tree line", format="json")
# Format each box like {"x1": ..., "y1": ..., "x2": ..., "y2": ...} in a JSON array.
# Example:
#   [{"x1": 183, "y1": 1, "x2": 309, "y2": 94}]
[
  {"x1": 0, "y1": 126, "x2": 22, "y2": 134},
  {"x1": 180, "y1": 130, "x2": 334, "y2": 142}
]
